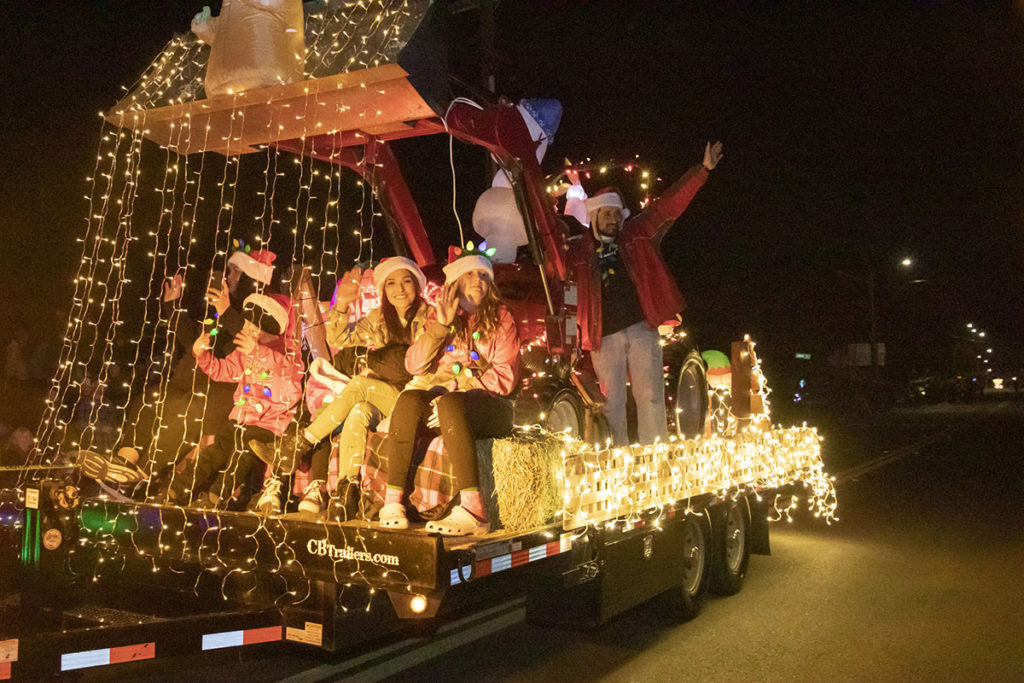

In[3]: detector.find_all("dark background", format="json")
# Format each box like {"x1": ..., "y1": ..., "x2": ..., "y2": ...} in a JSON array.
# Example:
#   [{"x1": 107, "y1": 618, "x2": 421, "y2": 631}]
[{"x1": 1, "y1": 1, "x2": 1022, "y2": 388}]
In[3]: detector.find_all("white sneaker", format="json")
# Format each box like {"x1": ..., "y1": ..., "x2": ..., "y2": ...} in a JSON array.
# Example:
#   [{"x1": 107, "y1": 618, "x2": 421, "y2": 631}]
[
  {"x1": 425, "y1": 505, "x2": 490, "y2": 536},
  {"x1": 298, "y1": 479, "x2": 327, "y2": 514},
  {"x1": 252, "y1": 477, "x2": 284, "y2": 516},
  {"x1": 379, "y1": 502, "x2": 409, "y2": 529}
]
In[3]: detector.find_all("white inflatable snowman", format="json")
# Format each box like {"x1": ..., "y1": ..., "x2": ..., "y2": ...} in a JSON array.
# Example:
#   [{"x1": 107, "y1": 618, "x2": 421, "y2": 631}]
[{"x1": 472, "y1": 99, "x2": 562, "y2": 263}]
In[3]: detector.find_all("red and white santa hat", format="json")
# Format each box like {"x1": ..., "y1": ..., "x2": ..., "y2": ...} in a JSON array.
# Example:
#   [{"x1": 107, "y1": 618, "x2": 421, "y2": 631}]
[
  {"x1": 442, "y1": 243, "x2": 495, "y2": 284},
  {"x1": 584, "y1": 187, "x2": 631, "y2": 223},
  {"x1": 372, "y1": 256, "x2": 427, "y2": 293},
  {"x1": 241, "y1": 293, "x2": 289, "y2": 336},
  {"x1": 228, "y1": 247, "x2": 276, "y2": 285}
]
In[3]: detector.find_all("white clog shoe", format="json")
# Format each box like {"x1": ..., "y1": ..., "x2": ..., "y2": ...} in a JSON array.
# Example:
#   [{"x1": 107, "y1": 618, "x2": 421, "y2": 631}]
[{"x1": 425, "y1": 505, "x2": 490, "y2": 537}]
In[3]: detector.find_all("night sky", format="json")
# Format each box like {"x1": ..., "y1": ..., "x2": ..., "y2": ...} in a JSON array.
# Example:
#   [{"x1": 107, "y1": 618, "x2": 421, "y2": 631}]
[{"x1": 1, "y1": 2, "x2": 1022, "y2": 375}]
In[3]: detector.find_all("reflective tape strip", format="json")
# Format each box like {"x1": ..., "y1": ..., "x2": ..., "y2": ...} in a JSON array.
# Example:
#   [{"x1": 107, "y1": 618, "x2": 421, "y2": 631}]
[
  {"x1": 243, "y1": 626, "x2": 281, "y2": 645},
  {"x1": 490, "y1": 554, "x2": 512, "y2": 573},
  {"x1": 1, "y1": 661, "x2": 10, "y2": 681},
  {"x1": 61, "y1": 642, "x2": 155, "y2": 671},
  {"x1": 202, "y1": 630, "x2": 244, "y2": 651},
  {"x1": 510, "y1": 548, "x2": 530, "y2": 568},
  {"x1": 109, "y1": 643, "x2": 154, "y2": 664},
  {"x1": 451, "y1": 533, "x2": 573, "y2": 585},
  {"x1": 203, "y1": 626, "x2": 280, "y2": 650},
  {"x1": 61, "y1": 648, "x2": 110, "y2": 672}
]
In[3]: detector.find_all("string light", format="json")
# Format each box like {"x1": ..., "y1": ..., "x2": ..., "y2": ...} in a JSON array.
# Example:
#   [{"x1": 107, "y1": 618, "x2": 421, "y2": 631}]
[{"x1": 547, "y1": 156, "x2": 663, "y2": 210}]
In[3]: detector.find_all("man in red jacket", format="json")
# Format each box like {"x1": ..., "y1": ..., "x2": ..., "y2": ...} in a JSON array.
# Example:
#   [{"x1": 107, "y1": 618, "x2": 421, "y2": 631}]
[{"x1": 569, "y1": 141, "x2": 723, "y2": 446}]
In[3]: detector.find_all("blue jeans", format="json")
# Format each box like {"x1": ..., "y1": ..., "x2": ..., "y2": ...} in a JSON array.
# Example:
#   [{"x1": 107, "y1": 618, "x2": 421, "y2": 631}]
[{"x1": 590, "y1": 321, "x2": 668, "y2": 446}]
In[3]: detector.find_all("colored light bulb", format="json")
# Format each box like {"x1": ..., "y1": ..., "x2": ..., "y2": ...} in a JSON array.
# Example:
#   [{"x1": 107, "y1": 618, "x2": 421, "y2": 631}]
[
  {"x1": 262, "y1": 387, "x2": 272, "y2": 398},
  {"x1": 469, "y1": 351, "x2": 479, "y2": 361}
]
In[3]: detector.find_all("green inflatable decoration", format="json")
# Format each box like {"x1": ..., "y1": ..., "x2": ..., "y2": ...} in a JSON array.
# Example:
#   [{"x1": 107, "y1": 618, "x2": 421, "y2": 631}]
[{"x1": 701, "y1": 349, "x2": 731, "y2": 371}]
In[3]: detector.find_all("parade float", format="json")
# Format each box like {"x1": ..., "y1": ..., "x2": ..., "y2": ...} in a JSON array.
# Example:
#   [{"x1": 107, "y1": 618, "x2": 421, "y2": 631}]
[{"x1": 0, "y1": 1, "x2": 835, "y2": 677}]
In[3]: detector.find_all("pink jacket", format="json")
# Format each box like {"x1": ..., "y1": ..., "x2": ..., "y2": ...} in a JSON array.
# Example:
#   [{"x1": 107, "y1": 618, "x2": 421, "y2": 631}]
[
  {"x1": 196, "y1": 342, "x2": 304, "y2": 436},
  {"x1": 405, "y1": 306, "x2": 520, "y2": 396}
]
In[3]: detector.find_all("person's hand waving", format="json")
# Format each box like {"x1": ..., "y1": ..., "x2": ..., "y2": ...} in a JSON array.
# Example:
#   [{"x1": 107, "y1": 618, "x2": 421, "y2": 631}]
[
  {"x1": 162, "y1": 273, "x2": 184, "y2": 302},
  {"x1": 334, "y1": 267, "x2": 364, "y2": 311},
  {"x1": 434, "y1": 282, "x2": 460, "y2": 327},
  {"x1": 192, "y1": 331, "x2": 212, "y2": 358},
  {"x1": 205, "y1": 278, "x2": 231, "y2": 316},
  {"x1": 703, "y1": 141, "x2": 724, "y2": 171}
]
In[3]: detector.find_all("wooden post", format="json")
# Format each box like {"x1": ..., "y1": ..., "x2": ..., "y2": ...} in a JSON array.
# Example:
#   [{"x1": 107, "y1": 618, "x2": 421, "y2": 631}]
[{"x1": 731, "y1": 338, "x2": 765, "y2": 427}]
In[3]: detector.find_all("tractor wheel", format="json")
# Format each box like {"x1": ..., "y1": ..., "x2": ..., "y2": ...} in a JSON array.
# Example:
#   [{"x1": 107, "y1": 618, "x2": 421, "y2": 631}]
[{"x1": 673, "y1": 352, "x2": 709, "y2": 440}]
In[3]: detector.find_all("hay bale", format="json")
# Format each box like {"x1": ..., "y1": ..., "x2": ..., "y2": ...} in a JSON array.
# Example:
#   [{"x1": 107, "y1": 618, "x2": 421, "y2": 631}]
[{"x1": 491, "y1": 434, "x2": 563, "y2": 532}]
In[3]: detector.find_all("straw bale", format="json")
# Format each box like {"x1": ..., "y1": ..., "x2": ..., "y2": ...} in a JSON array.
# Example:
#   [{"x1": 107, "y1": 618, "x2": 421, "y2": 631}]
[{"x1": 491, "y1": 434, "x2": 563, "y2": 532}]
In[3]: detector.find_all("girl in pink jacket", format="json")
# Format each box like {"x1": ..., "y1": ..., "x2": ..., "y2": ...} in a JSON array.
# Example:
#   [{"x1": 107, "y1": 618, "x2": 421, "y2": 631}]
[
  {"x1": 379, "y1": 244, "x2": 520, "y2": 536},
  {"x1": 165, "y1": 292, "x2": 304, "y2": 513}
]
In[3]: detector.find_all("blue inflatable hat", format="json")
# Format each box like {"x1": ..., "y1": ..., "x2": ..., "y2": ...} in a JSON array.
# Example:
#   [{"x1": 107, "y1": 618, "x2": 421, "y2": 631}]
[{"x1": 519, "y1": 98, "x2": 562, "y2": 144}]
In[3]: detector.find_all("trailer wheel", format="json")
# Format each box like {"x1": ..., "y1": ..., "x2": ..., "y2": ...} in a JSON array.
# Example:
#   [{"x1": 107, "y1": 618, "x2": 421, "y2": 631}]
[
  {"x1": 663, "y1": 511, "x2": 712, "y2": 621},
  {"x1": 545, "y1": 389, "x2": 585, "y2": 439},
  {"x1": 673, "y1": 352, "x2": 709, "y2": 439},
  {"x1": 711, "y1": 498, "x2": 751, "y2": 595}
]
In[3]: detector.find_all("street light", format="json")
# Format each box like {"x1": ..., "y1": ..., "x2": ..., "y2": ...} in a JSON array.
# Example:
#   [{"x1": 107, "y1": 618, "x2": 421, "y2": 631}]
[{"x1": 900, "y1": 257, "x2": 913, "y2": 267}]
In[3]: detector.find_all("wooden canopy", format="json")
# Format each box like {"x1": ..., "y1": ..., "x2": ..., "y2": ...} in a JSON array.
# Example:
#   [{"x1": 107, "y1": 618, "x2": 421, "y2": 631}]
[{"x1": 105, "y1": 64, "x2": 438, "y2": 157}]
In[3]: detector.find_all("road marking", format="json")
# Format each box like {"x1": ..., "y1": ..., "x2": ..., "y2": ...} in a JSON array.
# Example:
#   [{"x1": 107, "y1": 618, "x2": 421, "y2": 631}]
[
  {"x1": 833, "y1": 403, "x2": 1007, "y2": 484},
  {"x1": 279, "y1": 598, "x2": 526, "y2": 683}
]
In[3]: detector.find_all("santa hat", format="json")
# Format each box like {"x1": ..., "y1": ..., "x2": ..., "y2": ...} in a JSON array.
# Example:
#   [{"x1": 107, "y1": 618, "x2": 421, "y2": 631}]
[
  {"x1": 442, "y1": 242, "x2": 495, "y2": 284},
  {"x1": 228, "y1": 247, "x2": 276, "y2": 285},
  {"x1": 241, "y1": 293, "x2": 288, "y2": 336},
  {"x1": 584, "y1": 187, "x2": 631, "y2": 223},
  {"x1": 372, "y1": 256, "x2": 427, "y2": 294}
]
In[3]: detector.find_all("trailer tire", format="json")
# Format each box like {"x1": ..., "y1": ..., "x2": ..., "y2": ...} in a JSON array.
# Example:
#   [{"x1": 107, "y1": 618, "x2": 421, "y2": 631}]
[
  {"x1": 663, "y1": 511, "x2": 712, "y2": 621},
  {"x1": 710, "y1": 498, "x2": 751, "y2": 595}
]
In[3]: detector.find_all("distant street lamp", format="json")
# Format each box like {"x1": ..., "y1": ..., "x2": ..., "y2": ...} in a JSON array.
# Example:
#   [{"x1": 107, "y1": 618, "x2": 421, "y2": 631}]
[{"x1": 900, "y1": 257, "x2": 913, "y2": 267}]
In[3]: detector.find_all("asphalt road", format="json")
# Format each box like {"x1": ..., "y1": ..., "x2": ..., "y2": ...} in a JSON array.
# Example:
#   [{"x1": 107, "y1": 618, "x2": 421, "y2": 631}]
[{"x1": 82, "y1": 398, "x2": 1024, "y2": 682}]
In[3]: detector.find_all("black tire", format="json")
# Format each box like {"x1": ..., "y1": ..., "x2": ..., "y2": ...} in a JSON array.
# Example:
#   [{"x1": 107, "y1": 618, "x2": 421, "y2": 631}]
[
  {"x1": 674, "y1": 352, "x2": 710, "y2": 439},
  {"x1": 663, "y1": 511, "x2": 712, "y2": 621},
  {"x1": 545, "y1": 389, "x2": 586, "y2": 440},
  {"x1": 710, "y1": 498, "x2": 751, "y2": 595}
]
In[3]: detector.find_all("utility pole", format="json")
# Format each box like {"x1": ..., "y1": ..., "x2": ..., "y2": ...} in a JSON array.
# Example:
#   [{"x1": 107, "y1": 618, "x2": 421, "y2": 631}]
[{"x1": 868, "y1": 268, "x2": 878, "y2": 380}]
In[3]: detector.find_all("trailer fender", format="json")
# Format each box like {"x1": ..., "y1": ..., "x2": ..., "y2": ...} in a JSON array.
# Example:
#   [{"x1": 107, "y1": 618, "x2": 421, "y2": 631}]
[{"x1": 747, "y1": 494, "x2": 771, "y2": 556}]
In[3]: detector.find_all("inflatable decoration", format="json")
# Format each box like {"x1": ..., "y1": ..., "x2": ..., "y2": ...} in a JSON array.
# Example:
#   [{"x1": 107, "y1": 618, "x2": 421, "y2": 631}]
[
  {"x1": 702, "y1": 349, "x2": 733, "y2": 390},
  {"x1": 472, "y1": 187, "x2": 528, "y2": 263},
  {"x1": 474, "y1": 98, "x2": 562, "y2": 262},
  {"x1": 191, "y1": 0, "x2": 306, "y2": 97}
]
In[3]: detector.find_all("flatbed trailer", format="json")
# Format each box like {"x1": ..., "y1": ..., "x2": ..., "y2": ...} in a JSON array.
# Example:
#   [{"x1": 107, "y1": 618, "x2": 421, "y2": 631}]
[{"x1": 2, "y1": 471, "x2": 794, "y2": 679}]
